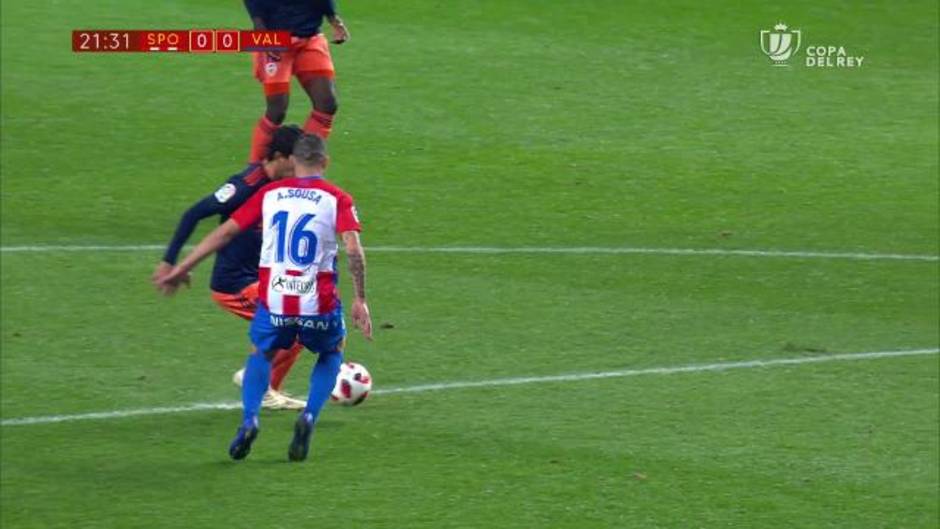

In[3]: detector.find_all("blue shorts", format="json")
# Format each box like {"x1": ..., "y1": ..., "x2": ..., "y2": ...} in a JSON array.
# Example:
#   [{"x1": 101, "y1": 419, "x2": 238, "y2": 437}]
[{"x1": 249, "y1": 304, "x2": 346, "y2": 356}]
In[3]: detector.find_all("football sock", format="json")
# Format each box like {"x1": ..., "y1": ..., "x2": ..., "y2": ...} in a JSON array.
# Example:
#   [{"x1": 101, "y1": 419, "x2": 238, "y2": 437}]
[
  {"x1": 248, "y1": 115, "x2": 279, "y2": 163},
  {"x1": 303, "y1": 110, "x2": 334, "y2": 140},
  {"x1": 242, "y1": 351, "x2": 272, "y2": 424},
  {"x1": 269, "y1": 342, "x2": 304, "y2": 391},
  {"x1": 303, "y1": 351, "x2": 342, "y2": 422}
]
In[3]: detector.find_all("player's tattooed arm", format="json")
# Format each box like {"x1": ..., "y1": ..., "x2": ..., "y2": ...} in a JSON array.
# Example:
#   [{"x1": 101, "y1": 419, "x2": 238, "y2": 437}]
[
  {"x1": 342, "y1": 231, "x2": 367, "y2": 299},
  {"x1": 342, "y1": 230, "x2": 372, "y2": 340},
  {"x1": 348, "y1": 254, "x2": 366, "y2": 298}
]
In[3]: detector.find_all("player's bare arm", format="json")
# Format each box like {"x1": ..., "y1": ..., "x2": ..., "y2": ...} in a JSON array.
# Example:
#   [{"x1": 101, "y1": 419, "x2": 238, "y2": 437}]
[
  {"x1": 342, "y1": 230, "x2": 372, "y2": 340},
  {"x1": 328, "y1": 15, "x2": 349, "y2": 44},
  {"x1": 156, "y1": 219, "x2": 243, "y2": 295}
]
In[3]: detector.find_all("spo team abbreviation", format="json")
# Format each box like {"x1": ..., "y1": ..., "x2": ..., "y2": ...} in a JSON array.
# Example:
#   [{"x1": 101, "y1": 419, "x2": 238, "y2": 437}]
[{"x1": 72, "y1": 30, "x2": 291, "y2": 53}]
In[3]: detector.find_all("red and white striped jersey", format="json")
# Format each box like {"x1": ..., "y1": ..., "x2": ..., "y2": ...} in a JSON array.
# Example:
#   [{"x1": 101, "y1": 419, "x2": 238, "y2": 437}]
[{"x1": 231, "y1": 176, "x2": 361, "y2": 317}]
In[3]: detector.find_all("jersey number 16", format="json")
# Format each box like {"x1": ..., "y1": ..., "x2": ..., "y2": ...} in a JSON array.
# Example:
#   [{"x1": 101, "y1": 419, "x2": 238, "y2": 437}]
[{"x1": 271, "y1": 210, "x2": 318, "y2": 266}]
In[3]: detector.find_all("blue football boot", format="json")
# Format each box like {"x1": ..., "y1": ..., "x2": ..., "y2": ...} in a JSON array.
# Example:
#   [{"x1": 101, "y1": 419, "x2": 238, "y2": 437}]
[
  {"x1": 229, "y1": 418, "x2": 259, "y2": 460},
  {"x1": 288, "y1": 412, "x2": 315, "y2": 462}
]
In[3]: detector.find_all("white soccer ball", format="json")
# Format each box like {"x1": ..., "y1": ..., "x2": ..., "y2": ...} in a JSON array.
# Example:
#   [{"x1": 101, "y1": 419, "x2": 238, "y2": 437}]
[{"x1": 331, "y1": 362, "x2": 373, "y2": 406}]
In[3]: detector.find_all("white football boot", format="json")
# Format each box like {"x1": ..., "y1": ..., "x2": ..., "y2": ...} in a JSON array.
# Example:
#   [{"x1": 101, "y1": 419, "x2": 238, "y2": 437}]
[
  {"x1": 261, "y1": 390, "x2": 287, "y2": 409},
  {"x1": 268, "y1": 389, "x2": 306, "y2": 410},
  {"x1": 233, "y1": 367, "x2": 304, "y2": 409}
]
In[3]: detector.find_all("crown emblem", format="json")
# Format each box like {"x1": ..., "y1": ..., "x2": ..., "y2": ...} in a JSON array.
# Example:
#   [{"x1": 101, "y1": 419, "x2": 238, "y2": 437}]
[{"x1": 774, "y1": 23, "x2": 789, "y2": 31}]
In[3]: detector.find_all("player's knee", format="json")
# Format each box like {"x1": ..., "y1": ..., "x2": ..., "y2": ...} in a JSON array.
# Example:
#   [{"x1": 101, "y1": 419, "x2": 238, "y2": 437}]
[
  {"x1": 265, "y1": 107, "x2": 287, "y2": 124},
  {"x1": 265, "y1": 97, "x2": 289, "y2": 123},
  {"x1": 315, "y1": 93, "x2": 338, "y2": 115}
]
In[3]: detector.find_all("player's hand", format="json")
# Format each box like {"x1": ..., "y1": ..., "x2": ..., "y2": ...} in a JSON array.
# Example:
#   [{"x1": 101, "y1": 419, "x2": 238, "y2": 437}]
[
  {"x1": 151, "y1": 261, "x2": 180, "y2": 294},
  {"x1": 154, "y1": 266, "x2": 191, "y2": 296},
  {"x1": 350, "y1": 297, "x2": 372, "y2": 341},
  {"x1": 330, "y1": 21, "x2": 349, "y2": 44},
  {"x1": 151, "y1": 261, "x2": 174, "y2": 284}
]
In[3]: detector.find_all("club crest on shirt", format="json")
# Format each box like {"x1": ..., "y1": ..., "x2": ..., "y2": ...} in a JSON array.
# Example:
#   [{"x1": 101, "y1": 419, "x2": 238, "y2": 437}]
[
  {"x1": 214, "y1": 183, "x2": 237, "y2": 203},
  {"x1": 265, "y1": 61, "x2": 278, "y2": 77}
]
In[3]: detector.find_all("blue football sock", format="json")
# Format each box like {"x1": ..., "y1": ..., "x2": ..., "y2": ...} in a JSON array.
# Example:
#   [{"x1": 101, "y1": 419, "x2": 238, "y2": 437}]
[
  {"x1": 242, "y1": 351, "x2": 272, "y2": 425},
  {"x1": 303, "y1": 351, "x2": 342, "y2": 422}
]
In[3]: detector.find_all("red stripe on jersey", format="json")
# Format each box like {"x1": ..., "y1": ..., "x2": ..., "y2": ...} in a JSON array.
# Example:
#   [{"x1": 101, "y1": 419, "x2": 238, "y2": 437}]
[
  {"x1": 282, "y1": 269, "x2": 303, "y2": 317},
  {"x1": 258, "y1": 267, "x2": 271, "y2": 310},
  {"x1": 316, "y1": 271, "x2": 337, "y2": 314}
]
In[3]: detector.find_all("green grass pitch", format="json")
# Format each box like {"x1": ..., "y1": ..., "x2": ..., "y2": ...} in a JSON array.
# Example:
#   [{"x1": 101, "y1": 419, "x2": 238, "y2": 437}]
[{"x1": 1, "y1": 0, "x2": 938, "y2": 527}]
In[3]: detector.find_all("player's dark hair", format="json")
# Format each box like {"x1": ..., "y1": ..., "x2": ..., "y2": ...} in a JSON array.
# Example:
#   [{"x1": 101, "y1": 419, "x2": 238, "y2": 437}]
[
  {"x1": 266, "y1": 125, "x2": 304, "y2": 161},
  {"x1": 292, "y1": 134, "x2": 329, "y2": 167}
]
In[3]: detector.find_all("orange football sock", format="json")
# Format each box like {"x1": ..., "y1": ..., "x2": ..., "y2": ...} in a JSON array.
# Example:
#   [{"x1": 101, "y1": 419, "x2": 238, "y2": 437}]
[
  {"x1": 303, "y1": 110, "x2": 334, "y2": 139},
  {"x1": 248, "y1": 116, "x2": 279, "y2": 163},
  {"x1": 270, "y1": 342, "x2": 303, "y2": 391}
]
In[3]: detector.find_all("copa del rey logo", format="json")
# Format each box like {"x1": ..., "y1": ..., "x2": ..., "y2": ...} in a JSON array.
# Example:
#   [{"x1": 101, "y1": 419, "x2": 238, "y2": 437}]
[
  {"x1": 760, "y1": 23, "x2": 801, "y2": 65},
  {"x1": 760, "y1": 22, "x2": 865, "y2": 68}
]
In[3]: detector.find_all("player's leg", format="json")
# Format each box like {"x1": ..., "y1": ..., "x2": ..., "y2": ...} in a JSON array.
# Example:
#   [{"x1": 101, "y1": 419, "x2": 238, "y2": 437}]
[
  {"x1": 299, "y1": 76, "x2": 337, "y2": 140},
  {"x1": 229, "y1": 348, "x2": 271, "y2": 460},
  {"x1": 248, "y1": 50, "x2": 294, "y2": 163},
  {"x1": 288, "y1": 350, "x2": 342, "y2": 462},
  {"x1": 248, "y1": 94, "x2": 289, "y2": 163},
  {"x1": 211, "y1": 286, "x2": 267, "y2": 392},
  {"x1": 288, "y1": 317, "x2": 346, "y2": 462},
  {"x1": 221, "y1": 283, "x2": 304, "y2": 409},
  {"x1": 259, "y1": 345, "x2": 305, "y2": 409},
  {"x1": 270, "y1": 341, "x2": 304, "y2": 391},
  {"x1": 294, "y1": 35, "x2": 337, "y2": 139},
  {"x1": 305, "y1": 345, "x2": 343, "y2": 421},
  {"x1": 240, "y1": 350, "x2": 275, "y2": 424},
  {"x1": 235, "y1": 354, "x2": 304, "y2": 409},
  {"x1": 230, "y1": 305, "x2": 295, "y2": 460}
]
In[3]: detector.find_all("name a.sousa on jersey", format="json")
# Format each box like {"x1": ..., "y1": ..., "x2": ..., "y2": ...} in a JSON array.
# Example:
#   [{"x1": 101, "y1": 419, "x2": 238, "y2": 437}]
[{"x1": 276, "y1": 188, "x2": 323, "y2": 203}]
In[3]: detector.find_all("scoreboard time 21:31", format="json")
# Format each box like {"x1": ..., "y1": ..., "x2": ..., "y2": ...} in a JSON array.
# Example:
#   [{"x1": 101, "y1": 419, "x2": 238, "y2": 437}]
[{"x1": 72, "y1": 30, "x2": 290, "y2": 53}]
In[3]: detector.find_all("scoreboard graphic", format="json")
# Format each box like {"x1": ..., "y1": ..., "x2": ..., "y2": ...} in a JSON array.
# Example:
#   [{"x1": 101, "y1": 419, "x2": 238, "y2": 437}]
[{"x1": 72, "y1": 30, "x2": 291, "y2": 53}]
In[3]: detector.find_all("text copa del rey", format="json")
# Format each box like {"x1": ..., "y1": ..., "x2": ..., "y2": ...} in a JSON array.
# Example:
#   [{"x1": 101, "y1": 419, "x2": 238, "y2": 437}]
[{"x1": 805, "y1": 46, "x2": 865, "y2": 68}]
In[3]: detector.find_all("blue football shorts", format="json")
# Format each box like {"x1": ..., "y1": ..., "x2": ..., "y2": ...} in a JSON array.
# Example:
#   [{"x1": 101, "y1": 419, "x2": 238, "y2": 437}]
[{"x1": 249, "y1": 303, "x2": 346, "y2": 356}]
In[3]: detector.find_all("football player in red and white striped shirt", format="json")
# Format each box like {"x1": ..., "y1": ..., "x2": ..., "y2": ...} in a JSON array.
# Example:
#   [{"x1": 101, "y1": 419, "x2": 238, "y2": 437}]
[{"x1": 157, "y1": 134, "x2": 371, "y2": 462}]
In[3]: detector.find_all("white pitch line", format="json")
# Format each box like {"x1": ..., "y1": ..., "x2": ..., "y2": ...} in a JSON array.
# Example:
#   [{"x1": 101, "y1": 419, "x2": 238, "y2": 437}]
[
  {"x1": 0, "y1": 244, "x2": 937, "y2": 261},
  {"x1": 375, "y1": 348, "x2": 940, "y2": 394},
  {"x1": 1, "y1": 402, "x2": 242, "y2": 427},
  {"x1": 367, "y1": 246, "x2": 940, "y2": 262},
  {"x1": 0, "y1": 245, "x2": 167, "y2": 252},
  {"x1": 1, "y1": 348, "x2": 936, "y2": 427}
]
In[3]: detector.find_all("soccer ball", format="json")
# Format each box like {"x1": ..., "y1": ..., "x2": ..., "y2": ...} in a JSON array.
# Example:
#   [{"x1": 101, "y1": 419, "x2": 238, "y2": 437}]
[{"x1": 331, "y1": 362, "x2": 373, "y2": 406}]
